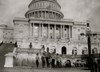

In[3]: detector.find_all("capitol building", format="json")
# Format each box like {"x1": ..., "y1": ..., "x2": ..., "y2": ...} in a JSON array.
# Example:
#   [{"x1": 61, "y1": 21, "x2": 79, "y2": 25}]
[{"x1": 0, "y1": 0, "x2": 100, "y2": 65}]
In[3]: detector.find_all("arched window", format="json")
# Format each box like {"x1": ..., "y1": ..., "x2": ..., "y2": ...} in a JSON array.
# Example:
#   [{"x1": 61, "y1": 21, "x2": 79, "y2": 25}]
[
  {"x1": 72, "y1": 47, "x2": 77, "y2": 55},
  {"x1": 92, "y1": 48, "x2": 98, "y2": 54},
  {"x1": 82, "y1": 47, "x2": 87, "y2": 55},
  {"x1": 54, "y1": 49, "x2": 56, "y2": 53},
  {"x1": 62, "y1": 46, "x2": 67, "y2": 54}
]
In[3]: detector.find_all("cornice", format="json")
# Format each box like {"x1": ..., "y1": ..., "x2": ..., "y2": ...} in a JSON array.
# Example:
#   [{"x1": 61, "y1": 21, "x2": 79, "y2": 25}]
[{"x1": 29, "y1": 18, "x2": 74, "y2": 25}]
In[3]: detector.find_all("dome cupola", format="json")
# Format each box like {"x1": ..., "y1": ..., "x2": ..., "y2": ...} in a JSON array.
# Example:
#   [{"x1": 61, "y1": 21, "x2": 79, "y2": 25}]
[{"x1": 25, "y1": 0, "x2": 64, "y2": 19}]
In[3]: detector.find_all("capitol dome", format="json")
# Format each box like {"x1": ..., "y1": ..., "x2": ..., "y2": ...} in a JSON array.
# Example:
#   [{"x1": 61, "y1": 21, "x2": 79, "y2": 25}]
[{"x1": 25, "y1": 0, "x2": 64, "y2": 19}]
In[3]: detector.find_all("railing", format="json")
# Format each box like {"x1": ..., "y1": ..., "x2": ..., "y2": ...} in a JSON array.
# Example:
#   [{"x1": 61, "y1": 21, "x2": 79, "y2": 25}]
[
  {"x1": 16, "y1": 48, "x2": 42, "y2": 54},
  {"x1": 92, "y1": 58, "x2": 100, "y2": 72}
]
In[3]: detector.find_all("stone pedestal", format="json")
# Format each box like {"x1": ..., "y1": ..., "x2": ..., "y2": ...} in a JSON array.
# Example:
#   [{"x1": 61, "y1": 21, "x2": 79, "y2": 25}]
[{"x1": 4, "y1": 52, "x2": 14, "y2": 67}]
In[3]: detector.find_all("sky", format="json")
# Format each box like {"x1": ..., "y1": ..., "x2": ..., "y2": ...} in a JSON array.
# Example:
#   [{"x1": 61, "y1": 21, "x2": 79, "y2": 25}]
[{"x1": 0, "y1": 0, "x2": 100, "y2": 31}]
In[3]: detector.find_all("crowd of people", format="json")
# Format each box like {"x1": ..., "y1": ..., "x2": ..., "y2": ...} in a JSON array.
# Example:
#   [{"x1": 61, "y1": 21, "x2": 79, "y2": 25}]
[{"x1": 35, "y1": 52, "x2": 71, "y2": 68}]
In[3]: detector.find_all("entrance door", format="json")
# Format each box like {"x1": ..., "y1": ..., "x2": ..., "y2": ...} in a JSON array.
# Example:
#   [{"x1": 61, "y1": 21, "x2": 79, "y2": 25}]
[{"x1": 62, "y1": 46, "x2": 66, "y2": 54}]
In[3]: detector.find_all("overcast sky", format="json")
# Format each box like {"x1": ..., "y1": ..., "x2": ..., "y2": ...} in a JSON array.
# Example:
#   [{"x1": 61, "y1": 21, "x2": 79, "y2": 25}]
[{"x1": 0, "y1": 0, "x2": 100, "y2": 31}]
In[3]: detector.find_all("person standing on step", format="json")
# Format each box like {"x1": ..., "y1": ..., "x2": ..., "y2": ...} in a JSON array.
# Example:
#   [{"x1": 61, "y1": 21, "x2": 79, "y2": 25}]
[
  {"x1": 56, "y1": 54, "x2": 61, "y2": 68},
  {"x1": 45, "y1": 52, "x2": 51, "y2": 67},
  {"x1": 41, "y1": 53, "x2": 46, "y2": 68},
  {"x1": 35, "y1": 53, "x2": 40, "y2": 68},
  {"x1": 51, "y1": 53, "x2": 56, "y2": 68}
]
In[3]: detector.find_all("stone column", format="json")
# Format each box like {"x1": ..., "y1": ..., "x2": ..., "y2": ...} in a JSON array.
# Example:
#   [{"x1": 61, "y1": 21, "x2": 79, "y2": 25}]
[
  {"x1": 60, "y1": 25, "x2": 62, "y2": 39},
  {"x1": 32, "y1": 12, "x2": 33, "y2": 17},
  {"x1": 38, "y1": 11, "x2": 40, "y2": 18},
  {"x1": 30, "y1": 23, "x2": 32, "y2": 36},
  {"x1": 48, "y1": 24, "x2": 50, "y2": 39},
  {"x1": 30, "y1": 13, "x2": 31, "y2": 17},
  {"x1": 54, "y1": 13, "x2": 56, "y2": 19},
  {"x1": 33, "y1": 12, "x2": 34, "y2": 17},
  {"x1": 37, "y1": 12, "x2": 38, "y2": 18},
  {"x1": 69, "y1": 26, "x2": 70, "y2": 38},
  {"x1": 42, "y1": 24, "x2": 43, "y2": 38},
  {"x1": 62, "y1": 25, "x2": 64, "y2": 38},
  {"x1": 31, "y1": 23, "x2": 33, "y2": 36},
  {"x1": 32, "y1": 23, "x2": 34, "y2": 37},
  {"x1": 53, "y1": 12, "x2": 54, "y2": 18},
  {"x1": 70, "y1": 26, "x2": 72, "y2": 38},
  {"x1": 63, "y1": 25, "x2": 65, "y2": 38},
  {"x1": 40, "y1": 11, "x2": 41, "y2": 18},
  {"x1": 34, "y1": 12, "x2": 36, "y2": 17},
  {"x1": 45, "y1": 11, "x2": 46, "y2": 18},
  {"x1": 41, "y1": 11, "x2": 43, "y2": 18},
  {"x1": 39, "y1": 11, "x2": 40, "y2": 18},
  {"x1": 54, "y1": 24, "x2": 56, "y2": 39},
  {"x1": 55, "y1": 13, "x2": 57, "y2": 19},
  {"x1": 39, "y1": 24, "x2": 41, "y2": 38}
]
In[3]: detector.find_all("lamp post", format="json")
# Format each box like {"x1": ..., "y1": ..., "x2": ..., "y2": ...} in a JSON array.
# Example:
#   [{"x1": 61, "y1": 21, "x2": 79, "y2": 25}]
[{"x1": 80, "y1": 22, "x2": 97, "y2": 72}]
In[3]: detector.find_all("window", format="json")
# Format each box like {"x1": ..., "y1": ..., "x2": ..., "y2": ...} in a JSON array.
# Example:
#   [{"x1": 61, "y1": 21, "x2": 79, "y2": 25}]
[
  {"x1": 54, "y1": 49, "x2": 56, "y2": 53},
  {"x1": 92, "y1": 48, "x2": 98, "y2": 54},
  {"x1": 72, "y1": 47, "x2": 77, "y2": 55},
  {"x1": 82, "y1": 47, "x2": 87, "y2": 55},
  {"x1": 56, "y1": 27, "x2": 58, "y2": 30},
  {"x1": 50, "y1": 27, "x2": 52, "y2": 30},
  {"x1": 43, "y1": 32, "x2": 47, "y2": 38},
  {"x1": 50, "y1": 33, "x2": 53, "y2": 39}
]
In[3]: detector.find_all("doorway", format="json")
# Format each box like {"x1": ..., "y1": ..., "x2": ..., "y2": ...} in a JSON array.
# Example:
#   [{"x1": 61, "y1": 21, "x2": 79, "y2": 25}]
[{"x1": 62, "y1": 46, "x2": 67, "y2": 54}]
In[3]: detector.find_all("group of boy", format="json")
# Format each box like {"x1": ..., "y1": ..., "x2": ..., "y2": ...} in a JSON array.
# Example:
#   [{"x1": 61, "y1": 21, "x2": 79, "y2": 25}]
[{"x1": 35, "y1": 52, "x2": 71, "y2": 68}]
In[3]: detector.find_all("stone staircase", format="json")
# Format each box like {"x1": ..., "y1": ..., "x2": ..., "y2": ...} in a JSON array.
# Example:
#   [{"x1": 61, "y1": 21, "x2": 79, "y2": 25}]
[{"x1": 0, "y1": 43, "x2": 14, "y2": 68}]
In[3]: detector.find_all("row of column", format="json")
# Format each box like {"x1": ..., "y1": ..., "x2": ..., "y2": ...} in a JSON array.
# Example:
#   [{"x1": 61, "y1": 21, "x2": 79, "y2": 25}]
[
  {"x1": 27, "y1": 11, "x2": 61, "y2": 19},
  {"x1": 29, "y1": 23, "x2": 72, "y2": 39}
]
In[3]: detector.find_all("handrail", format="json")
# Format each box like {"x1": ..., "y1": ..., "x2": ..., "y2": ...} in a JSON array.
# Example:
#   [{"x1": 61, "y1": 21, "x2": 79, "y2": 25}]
[{"x1": 95, "y1": 58, "x2": 100, "y2": 68}]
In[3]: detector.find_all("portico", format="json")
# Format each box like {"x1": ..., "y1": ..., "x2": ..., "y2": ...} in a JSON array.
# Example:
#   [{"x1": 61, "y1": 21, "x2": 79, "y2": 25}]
[{"x1": 29, "y1": 19, "x2": 73, "y2": 40}]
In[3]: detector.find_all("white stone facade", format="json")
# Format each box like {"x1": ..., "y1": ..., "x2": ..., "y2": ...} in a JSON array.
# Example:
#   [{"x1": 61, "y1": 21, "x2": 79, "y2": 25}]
[
  {"x1": 0, "y1": 25, "x2": 13, "y2": 43},
  {"x1": 0, "y1": 0, "x2": 100, "y2": 56},
  {"x1": 13, "y1": 17, "x2": 89, "y2": 55}
]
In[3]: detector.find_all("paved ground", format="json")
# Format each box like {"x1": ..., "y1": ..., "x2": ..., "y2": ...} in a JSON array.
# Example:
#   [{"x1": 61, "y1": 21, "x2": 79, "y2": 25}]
[{"x1": 0, "y1": 67, "x2": 90, "y2": 72}]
